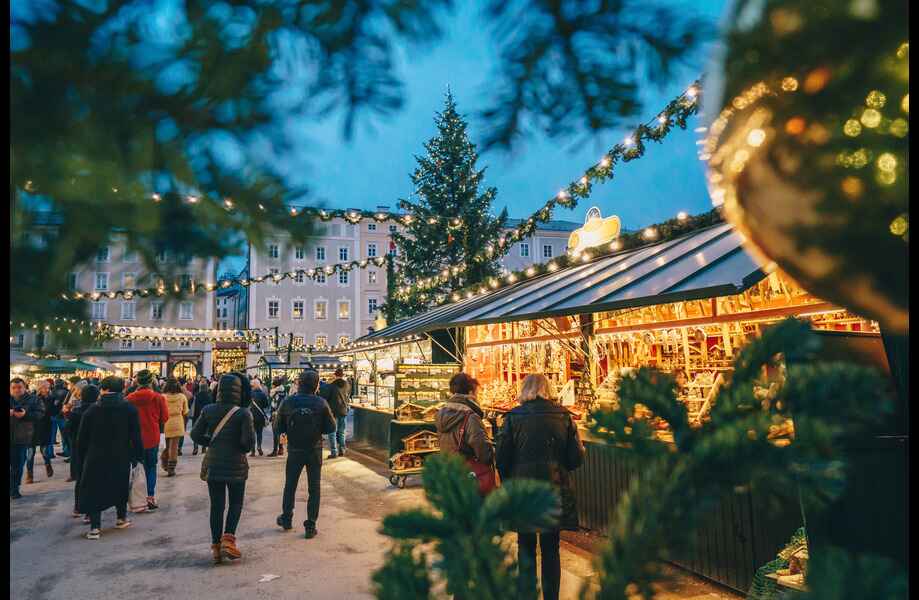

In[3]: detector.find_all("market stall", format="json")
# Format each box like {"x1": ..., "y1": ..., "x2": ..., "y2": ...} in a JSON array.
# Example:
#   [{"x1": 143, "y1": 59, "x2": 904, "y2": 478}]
[{"x1": 351, "y1": 222, "x2": 885, "y2": 591}]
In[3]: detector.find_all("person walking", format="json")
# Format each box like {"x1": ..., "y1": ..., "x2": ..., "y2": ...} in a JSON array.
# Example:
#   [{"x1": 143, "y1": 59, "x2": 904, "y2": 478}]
[
  {"x1": 275, "y1": 370, "x2": 336, "y2": 539},
  {"x1": 51, "y1": 380, "x2": 71, "y2": 458},
  {"x1": 495, "y1": 374, "x2": 586, "y2": 600},
  {"x1": 26, "y1": 380, "x2": 55, "y2": 483},
  {"x1": 267, "y1": 379, "x2": 288, "y2": 457},
  {"x1": 190, "y1": 373, "x2": 255, "y2": 564},
  {"x1": 250, "y1": 381, "x2": 270, "y2": 457},
  {"x1": 320, "y1": 369, "x2": 351, "y2": 459},
  {"x1": 161, "y1": 378, "x2": 189, "y2": 477},
  {"x1": 77, "y1": 377, "x2": 144, "y2": 540},
  {"x1": 125, "y1": 369, "x2": 168, "y2": 511},
  {"x1": 192, "y1": 381, "x2": 213, "y2": 456},
  {"x1": 68, "y1": 384, "x2": 99, "y2": 518},
  {"x1": 61, "y1": 381, "x2": 88, "y2": 482},
  {"x1": 435, "y1": 373, "x2": 494, "y2": 466},
  {"x1": 10, "y1": 377, "x2": 45, "y2": 499}
]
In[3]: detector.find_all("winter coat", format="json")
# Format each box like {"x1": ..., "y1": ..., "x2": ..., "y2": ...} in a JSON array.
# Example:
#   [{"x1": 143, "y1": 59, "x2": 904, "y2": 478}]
[
  {"x1": 9, "y1": 393, "x2": 45, "y2": 446},
  {"x1": 435, "y1": 394, "x2": 494, "y2": 465},
  {"x1": 193, "y1": 388, "x2": 213, "y2": 422},
  {"x1": 31, "y1": 392, "x2": 55, "y2": 446},
  {"x1": 163, "y1": 393, "x2": 189, "y2": 438},
  {"x1": 250, "y1": 388, "x2": 270, "y2": 429},
  {"x1": 276, "y1": 390, "x2": 337, "y2": 451},
  {"x1": 76, "y1": 393, "x2": 144, "y2": 514},
  {"x1": 495, "y1": 397, "x2": 586, "y2": 531},
  {"x1": 68, "y1": 398, "x2": 95, "y2": 480},
  {"x1": 50, "y1": 385, "x2": 68, "y2": 417},
  {"x1": 125, "y1": 387, "x2": 169, "y2": 449},
  {"x1": 189, "y1": 374, "x2": 255, "y2": 483},
  {"x1": 319, "y1": 380, "x2": 350, "y2": 418}
]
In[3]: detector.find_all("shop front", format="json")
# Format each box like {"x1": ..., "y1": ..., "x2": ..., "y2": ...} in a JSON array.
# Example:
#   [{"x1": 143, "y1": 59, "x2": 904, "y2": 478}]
[
  {"x1": 213, "y1": 342, "x2": 248, "y2": 375},
  {"x1": 79, "y1": 351, "x2": 169, "y2": 379},
  {"x1": 349, "y1": 222, "x2": 891, "y2": 592},
  {"x1": 169, "y1": 353, "x2": 204, "y2": 380}
]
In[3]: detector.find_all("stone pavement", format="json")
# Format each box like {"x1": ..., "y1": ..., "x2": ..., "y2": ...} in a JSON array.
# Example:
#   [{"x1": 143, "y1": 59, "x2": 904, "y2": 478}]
[{"x1": 10, "y1": 433, "x2": 740, "y2": 600}]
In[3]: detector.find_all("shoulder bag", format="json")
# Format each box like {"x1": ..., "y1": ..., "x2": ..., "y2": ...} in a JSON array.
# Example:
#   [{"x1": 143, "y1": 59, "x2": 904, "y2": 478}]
[
  {"x1": 455, "y1": 412, "x2": 498, "y2": 496},
  {"x1": 199, "y1": 406, "x2": 240, "y2": 482}
]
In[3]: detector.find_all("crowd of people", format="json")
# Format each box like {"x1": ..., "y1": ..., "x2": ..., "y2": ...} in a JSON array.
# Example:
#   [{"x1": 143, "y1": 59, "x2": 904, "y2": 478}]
[{"x1": 12, "y1": 365, "x2": 583, "y2": 597}]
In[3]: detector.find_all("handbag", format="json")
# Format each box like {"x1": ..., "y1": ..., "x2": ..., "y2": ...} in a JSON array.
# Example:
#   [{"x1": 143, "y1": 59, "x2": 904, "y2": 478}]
[
  {"x1": 128, "y1": 463, "x2": 148, "y2": 513},
  {"x1": 199, "y1": 406, "x2": 240, "y2": 482},
  {"x1": 454, "y1": 412, "x2": 498, "y2": 496}
]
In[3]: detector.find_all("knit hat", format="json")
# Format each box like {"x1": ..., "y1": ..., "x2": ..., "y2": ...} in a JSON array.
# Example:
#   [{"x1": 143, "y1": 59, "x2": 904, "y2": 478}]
[
  {"x1": 136, "y1": 369, "x2": 154, "y2": 386},
  {"x1": 100, "y1": 376, "x2": 124, "y2": 393}
]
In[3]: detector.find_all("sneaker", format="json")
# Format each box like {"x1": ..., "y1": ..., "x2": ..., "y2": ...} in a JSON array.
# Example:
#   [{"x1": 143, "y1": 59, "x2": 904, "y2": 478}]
[
  {"x1": 46, "y1": 464, "x2": 54, "y2": 478},
  {"x1": 177, "y1": 450, "x2": 183, "y2": 456},
  {"x1": 267, "y1": 451, "x2": 277, "y2": 457},
  {"x1": 257, "y1": 448, "x2": 263, "y2": 456},
  {"x1": 276, "y1": 515, "x2": 293, "y2": 531},
  {"x1": 115, "y1": 518, "x2": 132, "y2": 529},
  {"x1": 192, "y1": 448, "x2": 199, "y2": 456},
  {"x1": 147, "y1": 500, "x2": 159, "y2": 512},
  {"x1": 327, "y1": 453, "x2": 338, "y2": 460},
  {"x1": 304, "y1": 520, "x2": 318, "y2": 539},
  {"x1": 83, "y1": 515, "x2": 91, "y2": 524},
  {"x1": 85, "y1": 529, "x2": 101, "y2": 540},
  {"x1": 66, "y1": 477, "x2": 75, "y2": 482}
]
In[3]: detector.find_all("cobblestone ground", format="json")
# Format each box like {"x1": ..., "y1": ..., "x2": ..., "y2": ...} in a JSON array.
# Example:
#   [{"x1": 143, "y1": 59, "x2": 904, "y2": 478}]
[{"x1": 10, "y1": 428, "x2": 740, "y2": 600}]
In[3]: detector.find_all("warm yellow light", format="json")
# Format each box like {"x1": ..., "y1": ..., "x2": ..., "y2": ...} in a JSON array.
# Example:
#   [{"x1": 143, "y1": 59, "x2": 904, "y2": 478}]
[
  {"x1": 781, "y1": 77, "x2": 799, "y2": 92},
  {"x1": 901, "y1": 94, "x2": 909, "y2": 114},
  {"x1": 877, "y1": 153, "x2": 897, "y2": 172},
  {"x1": 746, "y1": 128, "x2": 766, "y2": 147},
  {"x1": 889, "y1": 215, "x2": 908, "y2": 236},
  {"x1": 677, "y1": 211, "x2": 688, "y2": 221},
  {"x1": 877, "y1": 170, "x2": 897, "y2": 186},
  {"x1": 785, "y1": 117, "x2": 806, "y2": 135},
  {"x1": 889, "y1": 118, "x2": 908, "y2": 137},
  {"x1": 860, "y1": 108, "x2": 882, "y2": 128},
  {"x1": 865, "y1": 90, "x2": 887, "y2": 109},
  {"x1": 843, "y1": 119, "x2": 862, "y2": 137},
  {"x1": 841, "y1": 177, "x2": 863, "y2": 199}
]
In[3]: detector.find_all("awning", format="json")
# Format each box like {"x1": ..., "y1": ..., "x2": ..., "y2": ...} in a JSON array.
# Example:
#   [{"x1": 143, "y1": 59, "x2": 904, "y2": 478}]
[
  {"x1": 80, "y1": 357, "x2": 118, "y2": 372},
  {"x1": 32, "y1": 359, "x2": 80, "y2": 373},
  {"x1": 10, "y1": 350, "x2": 39, "y2": 367},
  {"x1": 362, "y1": 223, "x2": 768, "y2": 341},
  {"x1": 67, "y1": 360, "x2": 107, "y2": 371}
]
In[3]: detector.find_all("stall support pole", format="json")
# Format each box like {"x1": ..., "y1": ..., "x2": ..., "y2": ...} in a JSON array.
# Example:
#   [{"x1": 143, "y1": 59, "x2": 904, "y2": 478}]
[{"x1": 578, "y1": 313, "x2": 597, "y2": 394}]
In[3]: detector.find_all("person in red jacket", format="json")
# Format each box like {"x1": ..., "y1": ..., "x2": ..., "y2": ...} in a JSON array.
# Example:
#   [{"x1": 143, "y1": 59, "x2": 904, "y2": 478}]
[{"x1": 125, "y1": 369, "x2": 168, "y2": 511}]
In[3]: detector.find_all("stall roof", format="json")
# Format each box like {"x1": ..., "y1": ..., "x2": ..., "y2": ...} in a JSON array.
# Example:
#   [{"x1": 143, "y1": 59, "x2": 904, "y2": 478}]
[{"x1": 362, "y1": 223, "x2": 768, "y2": 340}]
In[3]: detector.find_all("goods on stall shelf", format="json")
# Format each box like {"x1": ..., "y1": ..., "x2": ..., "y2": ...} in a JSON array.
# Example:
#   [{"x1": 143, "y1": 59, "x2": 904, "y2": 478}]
[
  {"x1": 389, "y1": 429, "x2": 440, "y2": 488},
  {"x1": 393, "y1": 362, "x2": 459, "y2": 417}
]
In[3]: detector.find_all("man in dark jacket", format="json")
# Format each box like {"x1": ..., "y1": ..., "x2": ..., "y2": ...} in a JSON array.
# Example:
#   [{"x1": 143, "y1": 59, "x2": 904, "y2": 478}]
[
  {"x1": 249, "y1": 382, "x2": 270, "y2": 457},
  {"x1": 10, "y1": 378, "x2": 44, "y2": 499},
  {"x1": 319, "y1": 369, "x2": 350, "y2": 458},
  {"x1": 50, "y1": 379, "x2": 70, "y2": 458},
  {"x1": 27, "y1": 380, "x2": 55, "y2": 482},
  {"x1": 275, "y1": 370, "x2": 336, "y2": 538},
  {"x1": 77, "y1": 376, "x2": 144, "y2": 539}
]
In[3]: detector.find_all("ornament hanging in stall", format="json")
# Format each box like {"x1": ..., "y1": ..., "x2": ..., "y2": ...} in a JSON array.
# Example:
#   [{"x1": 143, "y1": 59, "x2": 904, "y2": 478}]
[{"x1": 703, "y1": 0, "x2": 908, "y2": 332}]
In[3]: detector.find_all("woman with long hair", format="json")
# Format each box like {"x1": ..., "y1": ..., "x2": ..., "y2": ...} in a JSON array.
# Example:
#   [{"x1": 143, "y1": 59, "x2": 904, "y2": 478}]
[
  {"x1": 190, "y1": 372, "x2": 255, "y2": 564},
  {"x1": 161, "y1": 377, "x2": 189, "y2": 477},
  {"x1": 496, "y1": 374, "x2": 586, "y2": 600}
]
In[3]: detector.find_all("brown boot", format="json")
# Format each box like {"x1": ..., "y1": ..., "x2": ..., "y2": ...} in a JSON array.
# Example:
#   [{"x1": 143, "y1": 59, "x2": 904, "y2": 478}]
[
  {"x1": 211, "y1": 543, "x2": 223, "y2": 565},
  {"x1": 25, "y1": 471, "x2": 34, "y2": 484},
  {"x1": 220, "y1": 533, "x2": 241, "y2": 561},
  {"x1": 46, "y1": 463, "x2": 54, "y2": 478}
]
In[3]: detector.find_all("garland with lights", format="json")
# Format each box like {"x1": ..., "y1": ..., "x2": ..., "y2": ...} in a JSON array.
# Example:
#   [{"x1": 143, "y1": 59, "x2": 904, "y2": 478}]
[
  {"x1": 395, "y1": 81, "x2": 702, "y2": 298},
  {"x1": 60, "y1": 256, "x2": 394, "y2": 301},
  {"x1": 397, "y1": 208, "x2": 724, "y2": 306}
]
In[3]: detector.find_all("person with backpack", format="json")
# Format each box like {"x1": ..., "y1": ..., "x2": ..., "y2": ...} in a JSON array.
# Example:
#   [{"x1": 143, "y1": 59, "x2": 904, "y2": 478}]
[
  {"x1": 274, "y1": 370, "x2": 336, "y2": 539},
  {"x1": 319, "y1": 369, "x2": 351, "y2": 458},
  {"x1": 190, "y1": 373, "x2": 255, "y2": 564}
]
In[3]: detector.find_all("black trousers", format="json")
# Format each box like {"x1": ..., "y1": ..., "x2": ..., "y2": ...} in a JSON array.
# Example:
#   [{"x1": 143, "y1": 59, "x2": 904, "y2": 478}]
[
  {"x1": 281, "y1": 448, "x2": 322, "y2": 524},
  {"x1": 207, "y1": 480, "x2": 246, "y2": 544},
  {"x1": 271, "y1": 423, "x2": 284, "y2": 453},
  {"x1": 254, "y1": 427, "x2": 263, "y2": 451},
  {"x1": 89, "y1": 502, "x2": 127, "y2": 529},
  {"x1": 517, "y1": 531, "x2": 561, "y2": 600}
]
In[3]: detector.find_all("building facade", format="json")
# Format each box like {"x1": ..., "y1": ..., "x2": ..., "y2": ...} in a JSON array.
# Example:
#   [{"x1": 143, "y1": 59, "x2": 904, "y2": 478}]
[{"x1": 244, "y1": 209, "x2": 579, "y2": 368}]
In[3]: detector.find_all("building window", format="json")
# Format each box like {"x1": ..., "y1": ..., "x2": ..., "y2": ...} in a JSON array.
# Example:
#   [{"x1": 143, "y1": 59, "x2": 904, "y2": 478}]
[
  {"x1": 314, "y1": 300, "x2": 328, "y2": 320},
  {"x1": 520, "y1": 243, "x2": 530, "y2": 257},
  {"x1": 35, "y1": 332, "x2": 45, "y2": 349},
  {"x1": 151, "y1": 302, "x2": 164, "y2": 320},
  {"x1": 368, "y1": 270, "x2": 377, "y2": 284},
  {"x1": 95, "y1": 272, "x2": 109, "y2": 291},
  {"x1": 121, "y1": 301, "x2": 136, "y2": 320},
  {"x1": 123, "y1": 249, "x2": 138, "y2": 263},
  {"x1": 387, "y1": 242, "x2": 397, "y2": 256},
  {"x1": 543, "y1": 244, "x2": 553, "y2": 258},
  {"x1": 294, "y1": 271, "x2": 305, "y2": 285},
  {"x1": 156, "y1": 250, "x2": 169, "y2": 263},
  {"x1": 315, "y1": 334, "x2": 328, "y2": 349},
  {"x1": 96, "y1": 246, "x2": 110, "y2": 262},
  {"x1": 295, "y1": 246, "x2": 305, "y2": 260},
  {"x1": 368, "y1": 223, "x2": 377, "y2": 231},
  {"x1": 122, "y1": 272, "x2": 136, "y2": 289},
  {"x1": 338, "y1": 271, "x2": 349, "y2": 286},
  {"x1": 315, "y1": 271, "x2": 326, "y2": 284},
  {"x1": 339, "y1": 247, "x2": 349, "y2": 261},
  {"x1": 368, "y1": 298, "x2": 378, "y2": 315},
  {"x1": 180, "y1": 273, "x2": 193, "y2": 289},
  {"x1": 150, "y1": 339, "x2": 162, "y2": 349},
  {"x1": 337, "y1": 300, "x2": 351, "y2": 320},
  {"x1": 292, "y1": 300, "x2": 304, "y2": 320},
  {"x1": 315, "y1": 247, "x2": 326, "y2": 261},
  {"x1": 120, "y1": 339, "x2": 133, "y2": 350},
  {"x1": 268, "y1": 244, "x2": 279, "y2": 259},
  {"x1": 267, "y1": 299, "x2": 280, "y2": 320},
  {"x1": 367, "y1": 243, "x2": 377, "y2": 258},
  {"x1": 293, "y1": 336, "x2": 304, "y2": 349},
  {"x1": 338, "y1": 335, "x2": 350, "y2": 347},
  {"x1": 389, "y1": 225, "x2": 397, "y2": 233},
  {"x1": 179, "y1": 301, "x2": 194, "y2": 320},
  {"x1": 179, "y1": 339, "x2": 191, "y2": 348},
  {"x1": 67, "y1": 272, "x2": 78, "y2": 291},
  {"x1": 15, "y1": 334, "x2": 24, "y2": 347}
]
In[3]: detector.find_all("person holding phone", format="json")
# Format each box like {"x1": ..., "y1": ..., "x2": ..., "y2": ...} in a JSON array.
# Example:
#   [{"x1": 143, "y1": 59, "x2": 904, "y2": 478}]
[{"x1": 10, "y1": 377, "x2": 45, "y2": 499}]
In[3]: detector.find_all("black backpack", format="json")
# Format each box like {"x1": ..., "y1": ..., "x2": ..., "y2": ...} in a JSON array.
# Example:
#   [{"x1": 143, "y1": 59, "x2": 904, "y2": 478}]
[{"x1": 286, "y1": 405, "x2": 321, "y2": 448}]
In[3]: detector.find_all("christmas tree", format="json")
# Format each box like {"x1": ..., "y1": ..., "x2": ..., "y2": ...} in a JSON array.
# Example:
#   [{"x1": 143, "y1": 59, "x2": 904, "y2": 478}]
[{"x1": 387, "y1": 91, "x2": 508, "y2": 319}]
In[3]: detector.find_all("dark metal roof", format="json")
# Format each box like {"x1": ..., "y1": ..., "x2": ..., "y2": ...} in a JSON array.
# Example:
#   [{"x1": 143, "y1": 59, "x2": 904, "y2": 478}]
[
  {"x1": 504, "y1": 218, "x2": 581, "y2": 232},
  {"x1": 362, "y1": 223, "x2": 767, "y2": 340}
]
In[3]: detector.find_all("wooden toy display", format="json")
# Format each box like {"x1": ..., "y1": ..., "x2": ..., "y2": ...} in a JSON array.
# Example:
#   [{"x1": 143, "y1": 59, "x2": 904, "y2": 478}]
[{"x1": 388, "y1": 429, "x2": 440, "y2": 488}]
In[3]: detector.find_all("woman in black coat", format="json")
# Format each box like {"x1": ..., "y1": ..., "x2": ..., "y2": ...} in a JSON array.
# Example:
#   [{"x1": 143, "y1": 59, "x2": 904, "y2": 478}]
[
  {"x1": 190, "y1": 373, "x2": 255, "y2": 564},
  {"x1": 68, "y1": 384, "x2": 99, "y2": 518},
  {"x1": 76, "y1": 379, "x2": 144, "y2": 540},
  {"x1": 495, "y1": 374, "x2": 586, "y2": 600},
  {"x1": 191, "y1": 382, "x2": 213, "y2": 456}
]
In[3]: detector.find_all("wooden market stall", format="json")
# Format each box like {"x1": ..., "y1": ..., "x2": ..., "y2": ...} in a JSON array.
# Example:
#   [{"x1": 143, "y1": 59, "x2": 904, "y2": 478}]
[{"x1": 352, "y1": 222, "x2": 892, "y2": 592}]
